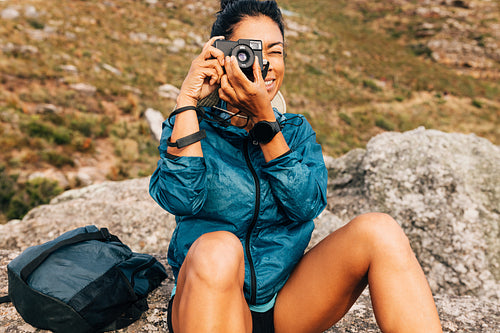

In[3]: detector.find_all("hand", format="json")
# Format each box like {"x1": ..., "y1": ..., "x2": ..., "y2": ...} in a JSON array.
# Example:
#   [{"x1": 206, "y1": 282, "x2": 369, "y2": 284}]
[
  {"x1": 218, "y1": 56, "x2": 275, "y2": 123},
  {"x1": 177, "y1": 36, "x2": 226, "y2": 106}
]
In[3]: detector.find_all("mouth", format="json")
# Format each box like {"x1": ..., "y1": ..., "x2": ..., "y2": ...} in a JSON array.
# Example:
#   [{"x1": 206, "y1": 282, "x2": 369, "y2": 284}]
[{"x1": 265, "y1": 79, "x2": 275, "y2": 91}]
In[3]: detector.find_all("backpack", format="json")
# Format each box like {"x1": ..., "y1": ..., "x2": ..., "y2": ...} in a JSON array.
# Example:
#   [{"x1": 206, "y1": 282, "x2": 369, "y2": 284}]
[{"x1": 0, "y1": 225, "x2": 168, "y2": 333}]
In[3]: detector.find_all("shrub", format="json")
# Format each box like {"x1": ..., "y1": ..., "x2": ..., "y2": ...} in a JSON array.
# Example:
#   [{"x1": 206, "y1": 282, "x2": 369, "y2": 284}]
[
  {"x1": 472, "y1": 99, "x2": 482, "y2": 108},
  {"x1": 339, "y1": 112, "x2": 352, "y2": 125},
  {"x1": 0, "y1": 166, "x2": 16, "y2": 214},
  {"x1": 23, "y1": 118, "x2": 72, "y2": 145},
  {"x1": 40, "y1": 150, "x2": 75, "y2": 168},
  {"x1": 362, "y1": 79, "x2": 382, "y2": 92},
  {"x1": 375, "y1": 116, "x2": 395, "y2": 131},
  {"x1": 6, "y1": 177, "x2": 62, "y2": 220}
]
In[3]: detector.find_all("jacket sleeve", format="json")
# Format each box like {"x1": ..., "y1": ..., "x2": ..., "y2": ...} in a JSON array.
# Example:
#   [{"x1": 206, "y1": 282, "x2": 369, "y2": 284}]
[
  {"x1": 149, "y1": 120, "x2": 207, "y2": 216},
  {"x1": 261, "y1": 117, "x2": 327, "y2": 222}
]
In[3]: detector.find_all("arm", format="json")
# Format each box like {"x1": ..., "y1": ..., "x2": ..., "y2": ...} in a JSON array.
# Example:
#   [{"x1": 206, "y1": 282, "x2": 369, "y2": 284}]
[
  {"x1": 219, "y1": 56, "x2": 290, "y2": 161},
  {"x1": 149, "y1": 37, "x2": 225, "y2": 215},
  {"x1": 169, "y1": 36, "x2": 226, "y2": 158},
  {"x1": 149, "y1": 122, "x2": 207, "y2": 216},
  {"x1": 261, "y1": 118, "x2": 328, "y2": 222}
]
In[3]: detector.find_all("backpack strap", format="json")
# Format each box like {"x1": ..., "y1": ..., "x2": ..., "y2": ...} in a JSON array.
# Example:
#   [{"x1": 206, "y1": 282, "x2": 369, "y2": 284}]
[
  {"x1": 20, "y1": 228, "x2": 121, "y2": 281},
  {"x1": 0, "y1": 295, "x2": 10, "y2": 303}
]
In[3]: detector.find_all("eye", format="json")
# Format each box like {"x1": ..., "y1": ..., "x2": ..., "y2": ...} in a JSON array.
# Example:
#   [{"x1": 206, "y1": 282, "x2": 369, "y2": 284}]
[{"x1": 268, "y1": 49, "x2": 283, "y2": 56}]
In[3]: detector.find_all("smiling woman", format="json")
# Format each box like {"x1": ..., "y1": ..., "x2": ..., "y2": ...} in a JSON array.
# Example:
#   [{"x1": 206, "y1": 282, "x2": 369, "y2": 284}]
[{"x1": 148, "y1": 1, "x2": 443, "y2": 332}]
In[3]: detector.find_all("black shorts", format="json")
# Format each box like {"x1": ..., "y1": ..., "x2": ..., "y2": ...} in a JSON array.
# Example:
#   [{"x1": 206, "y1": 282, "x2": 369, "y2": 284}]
[{"x1": 167, "y1": 296, "x2": 275, "y2": 333}]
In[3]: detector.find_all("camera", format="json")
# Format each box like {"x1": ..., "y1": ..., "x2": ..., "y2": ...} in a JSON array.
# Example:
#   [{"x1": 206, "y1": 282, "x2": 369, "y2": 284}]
[{"x1": 213, "y1": 39, "x2": 269, "y2": 81}]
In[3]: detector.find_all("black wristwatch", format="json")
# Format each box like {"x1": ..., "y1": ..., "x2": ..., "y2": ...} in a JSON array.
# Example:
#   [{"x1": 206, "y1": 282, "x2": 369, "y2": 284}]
[{"x1": 249, "y1": 120, "x2": 281, "y2": 144}]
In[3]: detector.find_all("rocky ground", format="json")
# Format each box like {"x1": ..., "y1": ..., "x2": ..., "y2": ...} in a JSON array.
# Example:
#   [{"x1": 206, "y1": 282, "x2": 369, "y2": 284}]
[{"x1": 1, "y1": 127, "x2": 499, "y2": 332}]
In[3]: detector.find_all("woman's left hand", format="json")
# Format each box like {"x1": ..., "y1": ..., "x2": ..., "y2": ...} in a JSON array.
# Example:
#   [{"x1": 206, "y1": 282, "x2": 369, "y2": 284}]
[{"x1": 218, "y1": 56, "x2": 275, "y2": 123}]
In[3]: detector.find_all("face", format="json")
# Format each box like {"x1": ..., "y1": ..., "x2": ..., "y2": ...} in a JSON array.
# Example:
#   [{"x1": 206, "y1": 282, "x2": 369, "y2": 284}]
[{"x1": 229, "y1": 15, "x2": 285, "y2": 100}]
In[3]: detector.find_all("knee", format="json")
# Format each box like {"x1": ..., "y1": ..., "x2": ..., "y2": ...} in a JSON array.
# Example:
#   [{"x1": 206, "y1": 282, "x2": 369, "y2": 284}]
[
  {"x1": 184, "y1": 231, "x2": 244, "y2": 289},
  {"x1": 351, "y1": 212, "x2": 411, "y2": 254}
]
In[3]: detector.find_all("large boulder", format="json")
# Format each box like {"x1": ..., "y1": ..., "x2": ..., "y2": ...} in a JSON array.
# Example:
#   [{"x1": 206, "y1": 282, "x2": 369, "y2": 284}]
[
  {"x1": 0, "y1": 178, "x2": 176, "y2": 254},
  {"x1": 326, "y1": 127, "x2": 500, "y2": 300},
  {"x1": 1, "y1": 127, "x2": 499, "y2": 332}
]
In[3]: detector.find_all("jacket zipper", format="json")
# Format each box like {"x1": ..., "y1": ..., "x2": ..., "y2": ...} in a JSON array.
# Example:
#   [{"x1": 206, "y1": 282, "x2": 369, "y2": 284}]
[{"x1": 243, "y1": 139, "x2": 259, "y2": 305}]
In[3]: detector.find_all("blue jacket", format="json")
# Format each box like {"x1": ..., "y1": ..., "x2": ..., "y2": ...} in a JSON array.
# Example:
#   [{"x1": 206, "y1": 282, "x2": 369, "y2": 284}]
[{"x1": 149, "y1": 106, "x2": 327, "y2": 305}]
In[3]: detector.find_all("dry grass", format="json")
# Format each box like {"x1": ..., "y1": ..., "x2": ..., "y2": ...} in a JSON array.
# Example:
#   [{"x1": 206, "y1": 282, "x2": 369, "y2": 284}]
[{"x1": 0, "y1": 0, "x2": 499, "y2": 219}]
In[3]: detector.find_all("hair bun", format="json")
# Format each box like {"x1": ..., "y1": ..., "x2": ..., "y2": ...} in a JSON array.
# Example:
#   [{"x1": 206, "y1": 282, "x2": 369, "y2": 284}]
[{"x1": 220, "y1": 0, "x2": 239, "y2": 11}]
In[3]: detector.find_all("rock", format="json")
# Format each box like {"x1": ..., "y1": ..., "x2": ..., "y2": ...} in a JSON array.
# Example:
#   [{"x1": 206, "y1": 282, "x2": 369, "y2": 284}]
[
  {"x1": 0, "y1": 177, "x2": 176, "y2": 254},
  {"x1": 24, "y1": 5, "x2": 38, "y2": 19},
  {"x1": 145, "y1": 108, "x2": 165, "y2": 142},
  {"x1": 28, "y1": 170, "x2": 69, "y2": 189},
  {"x1": 1, "y1": 128, "x2": 499, "y2": 331},
  {"x1": 69, "y1": 83, "x2": 97, "y2": 95},
  {"x1": 34, "y1": 103, "x2": 61, "y2": 114},
  {"x1": 327, "y1": 127, "x2": 500, "y2": 300},
  {"x1": 167, "y1": 38, "x2": 186, "y2": 53},
  {"x1": 122, "y1": 85, "x2": 142, "y2": 95},
  {"x1": 59, "y1": 64, "x2": 78, "y2": 75},
  {"x1": 157, "y1": 84, "x2": 180, "y2": 100},
  {"x1": 102, "y1": 63, "x2": 122, "y2": 76},
  {"x1": 1, "y1": 8, "x2": 20, "y2": 20},
  {"x1": 1, "y1": 249, "x2": 498, "y2": 332},
  {"x1": 1, "y1": 43, "x2": 39, "y2": 55}
]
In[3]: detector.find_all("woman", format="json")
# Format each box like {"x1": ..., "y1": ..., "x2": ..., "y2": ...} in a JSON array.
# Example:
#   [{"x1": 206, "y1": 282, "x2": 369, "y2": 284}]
[{"x1": 149, "y1": 0, "x2": 442, "y2": 332}]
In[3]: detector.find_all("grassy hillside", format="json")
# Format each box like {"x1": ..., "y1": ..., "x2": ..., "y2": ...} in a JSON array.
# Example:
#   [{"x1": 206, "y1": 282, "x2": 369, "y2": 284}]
[{"x1": 0, "y1": 0, "x2": 499, "y2": 222}]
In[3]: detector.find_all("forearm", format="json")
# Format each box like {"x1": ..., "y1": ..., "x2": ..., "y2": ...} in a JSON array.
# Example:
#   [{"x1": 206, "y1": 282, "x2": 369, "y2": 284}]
[
  {"x1": 168, "y1": 95, "x2": 204, "y2": 157},
  {"x1": 259, "y1": 132, "x2": 290, "y2": 162},
  {"x1": 265, "y1": 153, "x2": 327, "y2": 221}
]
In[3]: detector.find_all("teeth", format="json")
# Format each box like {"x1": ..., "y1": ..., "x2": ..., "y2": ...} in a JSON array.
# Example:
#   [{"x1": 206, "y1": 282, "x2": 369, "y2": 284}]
[{"x1": 265, "y1": 80, "x2": 273, "y2": 86}]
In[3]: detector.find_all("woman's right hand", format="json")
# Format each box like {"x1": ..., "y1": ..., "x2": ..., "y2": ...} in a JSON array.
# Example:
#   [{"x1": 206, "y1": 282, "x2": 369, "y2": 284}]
[{"x1": 177, "y1": 36, "x2": 226, "y2": 106}]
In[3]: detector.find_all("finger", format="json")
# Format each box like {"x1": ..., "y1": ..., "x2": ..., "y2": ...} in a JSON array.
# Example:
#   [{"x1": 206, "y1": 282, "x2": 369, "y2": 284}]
[
  {"x1": 199, "y1": 58, "x2": 224, "y2": 80},
  {"x1": 203, "y1": 36, "x2": 226, "y2": 65},
  {"x1": 203, "y1": 36, "x2": 224, "y2": 51},
  {"x1": 252, "y1": 56, "x2": 263, "y2": 84},
  {"x1": 225, "y1": 56, "x2": 246, "y2": 89},
  {"x1": 219, "y1": 74, "x2": 237, "y2": 103},
  {"x1": 207, "y1": 68, "x2": 220, "y2": 86}
]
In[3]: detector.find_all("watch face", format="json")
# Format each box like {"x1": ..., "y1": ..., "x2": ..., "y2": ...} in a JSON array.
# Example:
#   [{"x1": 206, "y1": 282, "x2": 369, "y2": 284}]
[
  {"x1": 254, "y1": 122, "x2": 275, "y2": 142},
  {"x1": 251, "y1": 121, "x2": 280, "y2": 144}
]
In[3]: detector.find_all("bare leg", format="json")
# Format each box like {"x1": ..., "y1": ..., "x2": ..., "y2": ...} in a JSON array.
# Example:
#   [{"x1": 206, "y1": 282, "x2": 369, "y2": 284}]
[
  {"x1": 171, "y1": 231, "x2": 252, "y2": 333},
  {"x1": 274, "y1": 213, "x2": 442, "y2": 333}
]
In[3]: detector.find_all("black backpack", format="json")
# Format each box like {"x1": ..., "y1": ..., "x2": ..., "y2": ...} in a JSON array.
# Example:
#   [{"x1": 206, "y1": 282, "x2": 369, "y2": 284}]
[{"x1": 0, "y1": 225, "x2": 167, "y2": 333}]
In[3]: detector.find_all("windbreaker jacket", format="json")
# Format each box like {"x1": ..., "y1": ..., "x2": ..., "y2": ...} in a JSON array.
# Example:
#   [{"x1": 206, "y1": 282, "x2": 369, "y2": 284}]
[{"x1": 149, "y1": 106, "x2": 328, "y2": 306}]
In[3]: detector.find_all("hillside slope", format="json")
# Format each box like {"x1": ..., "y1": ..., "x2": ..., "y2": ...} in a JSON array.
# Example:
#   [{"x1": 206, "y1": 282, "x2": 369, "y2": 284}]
[{"x1": 0, "y1": 0, "x2": 499, "y2": 221}]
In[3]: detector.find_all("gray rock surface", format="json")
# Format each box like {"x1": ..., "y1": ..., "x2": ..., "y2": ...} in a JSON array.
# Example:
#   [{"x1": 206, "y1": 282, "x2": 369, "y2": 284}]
[
  {"x1": 145, "y1": 108, "x2": 165, "y2": 142},
  {"x1": 0, "y1": 178, "x2": 176, "y2": 254},
  {"x1": 1, "y1": 128, "x2": 499, "y2": 332},
  {"x1": 326, "y1": 127, "x2": 500, "y2": 300}
]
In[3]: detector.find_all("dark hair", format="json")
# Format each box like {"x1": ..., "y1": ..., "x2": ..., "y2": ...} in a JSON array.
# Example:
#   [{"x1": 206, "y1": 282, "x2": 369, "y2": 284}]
[{"x1": 211, "y1": 0, "x2": 285, "y2": 39}]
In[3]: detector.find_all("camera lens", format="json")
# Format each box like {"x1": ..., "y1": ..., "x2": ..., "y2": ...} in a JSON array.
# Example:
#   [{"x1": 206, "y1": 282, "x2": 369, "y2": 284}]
[
  {"x1": 237, "y1": 51, "x2": 249, "y2": 63},
  {"x1": 231, "y1": 45, "x2": 254, "y2": 69}
]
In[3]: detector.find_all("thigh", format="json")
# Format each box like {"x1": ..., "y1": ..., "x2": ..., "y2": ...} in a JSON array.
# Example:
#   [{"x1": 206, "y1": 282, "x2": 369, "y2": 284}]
[
  {"x1": 274, "y1": 216, "x2": 373, "y2": 333},
  {"x1": 171, "y1": 231, "x2": 253, "y2": 333}
]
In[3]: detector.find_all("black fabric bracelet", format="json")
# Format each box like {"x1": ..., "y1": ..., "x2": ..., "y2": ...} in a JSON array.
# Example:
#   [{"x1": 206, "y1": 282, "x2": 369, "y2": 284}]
[
  {"x1": 169, "y1": 106, "x2": 205, "y2": 119},
  {"x1": 165, "y1": 152, "x2": 180, "y2": 160},
  {"x1": 167, "y1": 129, "x2": 207, "y2": 148}
]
